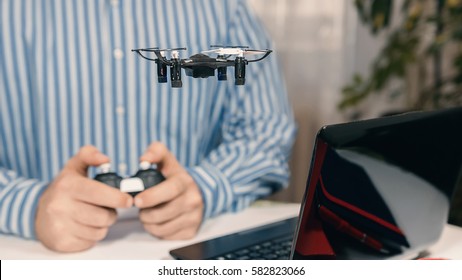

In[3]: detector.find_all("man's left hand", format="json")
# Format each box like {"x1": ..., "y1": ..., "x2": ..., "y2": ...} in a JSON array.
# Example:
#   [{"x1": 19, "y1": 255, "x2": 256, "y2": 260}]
[{"x1": 135, "y1": 142, "x2": 204, "y2": 239}]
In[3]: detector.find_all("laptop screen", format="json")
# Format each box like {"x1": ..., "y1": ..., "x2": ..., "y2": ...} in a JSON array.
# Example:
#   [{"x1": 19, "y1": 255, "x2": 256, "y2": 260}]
[
  {"x1": 292, "y1": 108, "x2": 462, "y2": 259},
  {"x1": 169, "y1": 108, "x2": 462, "y2": 260}
]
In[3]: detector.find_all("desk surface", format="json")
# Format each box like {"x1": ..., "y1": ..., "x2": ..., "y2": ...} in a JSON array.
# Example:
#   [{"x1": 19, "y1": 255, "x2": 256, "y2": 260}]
[{"x1": 1, "y1": 202, "x2": 462, "y2": 260}]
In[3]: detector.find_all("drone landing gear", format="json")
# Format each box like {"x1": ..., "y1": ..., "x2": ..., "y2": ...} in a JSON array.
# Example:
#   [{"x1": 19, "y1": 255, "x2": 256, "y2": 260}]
[
  {"x1": 155, "y1": 59, "x2": 168, "y2": 83},
  {"x1": 218, "y1": 67, "x2": 227, "y2": 81},
  {"x1": 170, "y1": 59, "x2": 182, "y2": 88},
  {"x1": 234, "y1": 57, "x2": 246, "y2": 85},
  {"x1": 217, "y1": 55, "x2": 227, "y2": 81}
]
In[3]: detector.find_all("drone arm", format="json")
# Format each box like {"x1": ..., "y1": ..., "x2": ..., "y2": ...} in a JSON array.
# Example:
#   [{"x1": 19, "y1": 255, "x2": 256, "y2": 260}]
[
  {"x1": 246, "y1": 50, "x2": 273, "y2": 63},
  {"x1": 131, "y1": 50, "x2": 158, "y2": 62},
  {"x1": 131, "y1": 49, "x2": 173, "y2": 65}
]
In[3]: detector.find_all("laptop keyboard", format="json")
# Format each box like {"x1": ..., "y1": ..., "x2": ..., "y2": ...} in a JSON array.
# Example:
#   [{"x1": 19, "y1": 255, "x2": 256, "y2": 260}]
[{"x1": 212, "y1": 235, "x2": 293, "y2": 260}]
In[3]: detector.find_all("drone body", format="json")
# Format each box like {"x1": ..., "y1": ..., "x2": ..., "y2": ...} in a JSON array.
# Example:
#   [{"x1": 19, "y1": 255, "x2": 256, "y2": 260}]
[{"x1": 131, "y1": 46, "x2": 272, "y2": 88}]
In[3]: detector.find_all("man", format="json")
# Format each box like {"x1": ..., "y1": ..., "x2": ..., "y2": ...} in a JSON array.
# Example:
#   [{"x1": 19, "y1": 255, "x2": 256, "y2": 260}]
[{"x1": 0, "y1": 0, "x2": 296, "y2": 252}]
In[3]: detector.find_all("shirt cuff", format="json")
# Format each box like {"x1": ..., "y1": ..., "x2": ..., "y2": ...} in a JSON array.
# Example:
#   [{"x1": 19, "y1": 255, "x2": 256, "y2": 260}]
[
  {"x1": 0, "y1": 179, "x2": 48, "y2": 240},
  {"x1": 186, "y1": 162, "x2": 234, "y2": 219}
]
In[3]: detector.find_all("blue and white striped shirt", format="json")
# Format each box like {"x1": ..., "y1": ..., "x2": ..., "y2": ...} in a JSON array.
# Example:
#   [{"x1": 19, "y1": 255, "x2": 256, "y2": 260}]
[{"x1": 0, "y1": 0, "x2": 296, "y2": 240}]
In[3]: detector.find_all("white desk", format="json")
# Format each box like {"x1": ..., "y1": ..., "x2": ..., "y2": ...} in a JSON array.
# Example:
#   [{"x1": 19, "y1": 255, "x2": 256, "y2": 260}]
[
  {"x1": 0, "y1": 202, "x2": 299, "y2": 259},
  {"x1": 1, "y1": 202, "x2": 461, "y2": 260}
]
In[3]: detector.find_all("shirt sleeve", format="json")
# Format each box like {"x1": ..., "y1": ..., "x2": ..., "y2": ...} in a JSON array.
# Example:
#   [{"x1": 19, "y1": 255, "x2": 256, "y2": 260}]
[
  {"x1": 0, "y1": 167, "x2": 48, "y2": 239},
  {"x1": 186, "y1": 1, "x2": 297, "y2": 219}
]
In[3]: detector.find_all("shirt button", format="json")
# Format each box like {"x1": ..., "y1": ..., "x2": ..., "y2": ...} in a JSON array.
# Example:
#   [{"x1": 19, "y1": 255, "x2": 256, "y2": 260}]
[
  {"x1": 118, "y1": 163, "x2": 127, "y2": 174},
  {"x1": 116, "y1": 106, "x2": 125, "y2": 115},
  {"x1": 113, "y1": 48, "x2": 124, "y2": 60}
]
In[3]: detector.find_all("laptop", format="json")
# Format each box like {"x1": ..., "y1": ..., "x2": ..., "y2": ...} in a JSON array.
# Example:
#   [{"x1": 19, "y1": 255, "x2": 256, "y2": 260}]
[{"x1": 170, "y1": 107, "x2": 462, "y2": 260}]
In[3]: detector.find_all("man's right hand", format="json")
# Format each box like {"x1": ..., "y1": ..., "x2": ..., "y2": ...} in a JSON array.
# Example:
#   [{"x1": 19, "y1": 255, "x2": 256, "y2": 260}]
[{"x1": 35, "y1": 146, "x2": 133, "y2": 252}]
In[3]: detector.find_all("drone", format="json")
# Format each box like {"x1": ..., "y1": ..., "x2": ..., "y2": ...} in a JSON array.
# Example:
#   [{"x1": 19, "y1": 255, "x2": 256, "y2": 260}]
[{"x1": 131, "y1": 45, "x2": 272, "y2": 88}]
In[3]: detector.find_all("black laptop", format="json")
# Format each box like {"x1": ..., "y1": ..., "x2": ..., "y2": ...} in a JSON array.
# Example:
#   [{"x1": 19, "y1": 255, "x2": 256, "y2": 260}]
[{"x1": 170, "y1": 107, "x2": 462, "y2": 260}]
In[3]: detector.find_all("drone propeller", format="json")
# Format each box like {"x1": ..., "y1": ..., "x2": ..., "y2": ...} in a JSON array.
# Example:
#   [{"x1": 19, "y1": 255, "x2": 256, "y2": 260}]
[
  {"x1": 242, "y1": 49, "x2": 269, "y2": 55},
  {"x1": 209, "y1": 44, "x2": 250, "y2": 49},
  {"x1": 131, "y1": 47, "x2": 186, "y2": 54},
  {"x1": 131, "y1": 47, "x2": 187, "y2": 63},
  {"x1": 202, "y1": 46, "x2": 270, "y2": 57},
  {"x1": 156, "y1": 47, "x2": 186, "y2": 52},
  {"x1": 202, "y1": 48, "x2": 244, "y2": 56}
]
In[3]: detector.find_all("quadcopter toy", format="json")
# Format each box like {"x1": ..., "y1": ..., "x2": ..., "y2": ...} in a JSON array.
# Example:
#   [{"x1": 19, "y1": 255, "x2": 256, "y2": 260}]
[{"x1": 131, "y1": 45, "x2": 272, "y2": 88}]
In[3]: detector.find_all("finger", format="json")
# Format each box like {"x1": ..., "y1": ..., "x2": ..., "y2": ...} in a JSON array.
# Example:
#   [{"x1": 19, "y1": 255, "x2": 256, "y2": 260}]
[
  {"x1": 138, "y1": 182, "x2": 202, "y2": 223},
  {"x1": 70, "y1": 176, "x2": 133, "y2": 209},
  {"x1": 138, "y1": 200, "x2": 183, "y2": 224},
  {"x1": 66, "y1": 145, "x2": 110, "y2": 175},
  {"x1": 134, "y1": 176, "x2": 185, "y2": 208},
  {"x1": 71, "y1": 201, "x2": 117, "y2": 227},
  {"x1": 140, "y1": 142, "x2": 182, "y2": 177},
  {"x1": 142, "y1": 210, "x2": 202, "y2": 239},
  {"x1": 67, "y1": 220, "x2": 109, "y2": 242}
]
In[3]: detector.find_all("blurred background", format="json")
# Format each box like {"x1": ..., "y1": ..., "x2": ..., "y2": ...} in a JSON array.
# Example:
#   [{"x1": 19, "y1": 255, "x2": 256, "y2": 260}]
[{"x1": 248, "y1": 0, "x2": 462, "y2": 226}]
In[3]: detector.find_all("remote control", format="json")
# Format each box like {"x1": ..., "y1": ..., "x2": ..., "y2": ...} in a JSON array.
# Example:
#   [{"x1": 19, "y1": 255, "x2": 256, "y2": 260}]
[{"x1": 94, "y1": 161, "x2": 165, "y2": 196}]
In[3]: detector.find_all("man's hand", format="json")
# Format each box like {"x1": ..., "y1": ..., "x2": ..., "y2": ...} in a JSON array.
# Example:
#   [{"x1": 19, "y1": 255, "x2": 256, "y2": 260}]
[
  {"x1": 35, "y1": 146, "x2": 133, "y2": 252},
  {"x1": 136, "y1": 142, "x2": 204, "y2": 239}
]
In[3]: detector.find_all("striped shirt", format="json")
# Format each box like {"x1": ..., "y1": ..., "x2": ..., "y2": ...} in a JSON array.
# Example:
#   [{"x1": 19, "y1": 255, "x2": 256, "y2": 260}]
[{"x1": 0, "y1": 0, "x2": 296, "y2": 240}]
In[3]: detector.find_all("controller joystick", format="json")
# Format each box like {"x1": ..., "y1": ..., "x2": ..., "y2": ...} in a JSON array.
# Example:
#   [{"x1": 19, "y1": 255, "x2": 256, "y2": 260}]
[
  {"x1": 132, "y1": 161, "x2": 166, "y2": 193},
  {"x1": 94, "y1": 161, "x2": 165, "y2": 197},
  {"x1": 94, "y1": 163, "x2": 123, "y2": 189}
]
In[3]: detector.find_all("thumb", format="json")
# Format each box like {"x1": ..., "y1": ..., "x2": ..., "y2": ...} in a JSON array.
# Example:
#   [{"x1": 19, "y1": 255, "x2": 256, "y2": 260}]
[
  {"x1": 140, "y1": 142, "x2": 182, "y2": 177},
  {"x1": 66, "y1": 145, "x2": 110, "y2": 175}
]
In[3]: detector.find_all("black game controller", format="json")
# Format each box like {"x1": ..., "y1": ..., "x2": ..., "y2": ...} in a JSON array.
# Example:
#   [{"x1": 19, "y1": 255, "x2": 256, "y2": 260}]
[{"x1": 94, "y1": 161, "x2": 165, "y2": 196}]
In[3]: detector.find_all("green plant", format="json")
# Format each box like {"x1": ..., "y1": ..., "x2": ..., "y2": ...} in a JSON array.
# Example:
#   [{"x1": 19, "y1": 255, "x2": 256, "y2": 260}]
[
  {"x1": 342, "y1": 0, "x2": 462, "y2": 227},
  {"x1": 340, "y1": 0, "x2": 462, "y2": 114}
]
